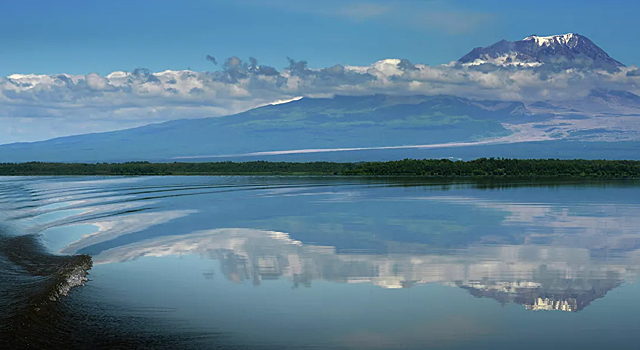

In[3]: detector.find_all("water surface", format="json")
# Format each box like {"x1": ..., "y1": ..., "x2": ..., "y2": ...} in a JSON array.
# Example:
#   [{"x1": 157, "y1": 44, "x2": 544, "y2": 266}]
[{"x1": 2, "y1": 176, "x2": 640, "y2": 349}]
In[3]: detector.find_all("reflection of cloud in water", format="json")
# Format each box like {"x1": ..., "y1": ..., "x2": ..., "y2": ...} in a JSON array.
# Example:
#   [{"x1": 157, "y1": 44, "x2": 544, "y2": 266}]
[
  {"x1": 39, "y1": 193, "x2": 138, "y2": 209},
  {"x1": 27, "y1": 177, "x2": 145, "y2": 193},
  {"x1": 95, "y1": 228, "x2": 301, "y2": 264},
  {"x1": 255, "y1": 187, "x2": 364, "y2": 203},
  {"x1": 315, "y1": 191, "x2": 364, "y2": 203},
  {"x1": 58, "y1": 210, "x2": 196, "y2": 255},
  {"x1": 410, "y1": 196, "x2": 640, "y2": 250},
  {"x1": 95, "y1": 227, "x2": 640, "y2": 311},
  {"x1": 28, "y1": 199, "x2": 158, "y2": 231}
]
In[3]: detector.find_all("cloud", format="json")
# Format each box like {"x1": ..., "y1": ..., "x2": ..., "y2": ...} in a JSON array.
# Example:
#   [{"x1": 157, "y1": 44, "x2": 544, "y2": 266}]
[
  {"x1": 1, "y1": 57, "x2": 640, "y2": 143},
  {"x1": 627, "y1": 69, "x2": 640, "y2": 77},
  {"x1": 206, "y1": 55, "x2": 218, "y2": 65}
]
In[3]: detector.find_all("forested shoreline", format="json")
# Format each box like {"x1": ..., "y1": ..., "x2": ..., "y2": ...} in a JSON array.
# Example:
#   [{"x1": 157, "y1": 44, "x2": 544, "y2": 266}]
[{"x1": 1, "y1": 158, "x2": 640, "y2": 177}]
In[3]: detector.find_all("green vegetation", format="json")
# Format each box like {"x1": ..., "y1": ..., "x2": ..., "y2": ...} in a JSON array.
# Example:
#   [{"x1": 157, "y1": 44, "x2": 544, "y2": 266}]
[
  {"x1": 2, "y1": 158, "x2": 640, "y2": 177},
  {"x1": 0, "y1": 161, "x2": 354, "y2": 176},
  {"x1": 343, "y1": 158, "x2": 640, "y2": 177}
]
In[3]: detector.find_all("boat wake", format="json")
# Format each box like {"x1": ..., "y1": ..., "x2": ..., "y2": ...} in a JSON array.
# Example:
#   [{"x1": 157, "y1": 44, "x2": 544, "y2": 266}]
[{"x1": 0, "y1": 231, "x2": 93, "y2": 347}]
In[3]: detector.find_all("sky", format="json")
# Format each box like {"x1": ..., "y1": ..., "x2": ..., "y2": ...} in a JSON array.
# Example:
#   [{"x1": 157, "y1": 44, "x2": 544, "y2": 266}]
[
  {"x1": 1, "y1": 0, "x2": 639, "y2": 76},
  {"x1": 1, "y1": 0, "x2": 640, "y2": 144}
]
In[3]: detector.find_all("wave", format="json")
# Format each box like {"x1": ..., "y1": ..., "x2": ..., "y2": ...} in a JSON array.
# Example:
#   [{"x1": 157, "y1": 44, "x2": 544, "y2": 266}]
[
  {"x1": 0, "y1": 231, "x2": 93, "y2": 345},
  {"x1": 0, "y1": 178, "x2": 278, "y2": 349},
  {"x1": 0, "y1": 231, "x2": 225, "y2": 350}
]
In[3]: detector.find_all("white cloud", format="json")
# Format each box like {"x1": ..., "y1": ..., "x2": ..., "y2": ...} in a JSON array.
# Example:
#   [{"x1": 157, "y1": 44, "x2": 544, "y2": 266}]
[{"x1": 1, "y1": 57, "x2": 640, "y2": 144}]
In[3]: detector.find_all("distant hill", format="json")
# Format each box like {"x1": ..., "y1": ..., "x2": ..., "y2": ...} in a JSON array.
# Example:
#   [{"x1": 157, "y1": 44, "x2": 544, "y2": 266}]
[
  {"x1": 587, "y1": 89, "x2": 640, "y2": 108},
  {"x1": 0, "y1": 95, "x2": 525, "y2": 162}
]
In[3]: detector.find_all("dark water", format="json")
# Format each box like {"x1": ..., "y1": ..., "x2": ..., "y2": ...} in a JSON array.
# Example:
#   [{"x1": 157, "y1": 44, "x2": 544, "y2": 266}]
[{"x1": 2, "y1": 176, "x2": 640, "y2": 349}]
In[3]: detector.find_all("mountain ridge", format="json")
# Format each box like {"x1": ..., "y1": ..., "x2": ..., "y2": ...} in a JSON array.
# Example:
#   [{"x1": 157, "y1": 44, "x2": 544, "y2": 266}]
[
  {"x1": 0, "y1": 94, "x2": 520, "y2": 162},
  {"x1": 3, "y1": 89, "x2": 640, "y2": 162}
]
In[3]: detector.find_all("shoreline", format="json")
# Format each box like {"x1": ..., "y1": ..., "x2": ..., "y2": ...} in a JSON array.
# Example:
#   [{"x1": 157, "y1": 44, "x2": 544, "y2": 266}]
[{"x1": 2, "y1": 158, "x2": 640, "y2": 178}]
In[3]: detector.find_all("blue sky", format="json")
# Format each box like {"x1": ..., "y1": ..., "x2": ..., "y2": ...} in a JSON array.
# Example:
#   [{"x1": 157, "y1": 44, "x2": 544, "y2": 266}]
[{"x1": 1, "y1": 0, "x2": 639, "y2": 76}]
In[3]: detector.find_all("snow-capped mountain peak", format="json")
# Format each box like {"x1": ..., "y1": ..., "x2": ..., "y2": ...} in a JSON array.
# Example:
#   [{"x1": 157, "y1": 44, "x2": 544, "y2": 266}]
[
  {"x1": 459, "y1": 33, "x2": 624, "y2": 70},
  {"x1": 523, "y1": 33, "x2": 578, "y2": 47}
]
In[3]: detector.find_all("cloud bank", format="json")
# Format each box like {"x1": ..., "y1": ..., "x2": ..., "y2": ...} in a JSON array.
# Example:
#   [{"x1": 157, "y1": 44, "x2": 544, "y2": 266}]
[{"x1": 1, "y1": 56, "x2": 640, "y2": 144}]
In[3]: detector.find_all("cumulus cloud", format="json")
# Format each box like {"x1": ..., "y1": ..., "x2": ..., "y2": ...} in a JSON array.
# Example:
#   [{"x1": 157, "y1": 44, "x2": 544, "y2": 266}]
[
  {"x1": 1, "y1": 57, "x2": 640, "y2": 144},
  {"x1": 627, "y1": 69, "x2": 640, "y2": 77}
]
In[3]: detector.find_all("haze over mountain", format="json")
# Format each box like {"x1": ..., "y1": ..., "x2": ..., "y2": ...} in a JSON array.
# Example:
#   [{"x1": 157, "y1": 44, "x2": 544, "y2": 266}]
[{"x1": 2, "y1": 33, "x2": 640, "y2": 162}]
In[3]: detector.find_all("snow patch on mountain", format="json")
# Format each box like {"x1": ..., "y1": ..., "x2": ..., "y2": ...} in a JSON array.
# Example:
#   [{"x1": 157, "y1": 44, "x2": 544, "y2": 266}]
[
  {"x1": 523, "y1": 33, "x2": 578, "y2": 48},
  {"x1": 462, "y1": 53, "x2": 543, "y2": 68}
]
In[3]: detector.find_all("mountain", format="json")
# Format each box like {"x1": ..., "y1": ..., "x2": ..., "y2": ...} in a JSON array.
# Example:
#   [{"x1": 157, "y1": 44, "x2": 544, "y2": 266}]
[
  {"x1": 3, "y1": 89, "x2": 640, "y2": 162},
  {"x1": 458, "y1": 33, "x2": 624, "y2": 70},
  {"x1": 2, "y1": 33, "x2": 640, "y2": 163},
  {"x1": 587, "y1": 89, "x2": 640, "y2": 108},
  {"x1": 526, "y1": 89, "x2": 640, "y2": 116},
  {"x1": 0, "y1": 95, "x2": 527, "y2": 162}
]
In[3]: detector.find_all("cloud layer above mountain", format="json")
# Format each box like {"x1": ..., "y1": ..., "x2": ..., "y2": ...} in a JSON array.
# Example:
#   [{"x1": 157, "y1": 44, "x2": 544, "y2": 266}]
[{"x1": 2, "y1": 56, "x2": 640, "y2": 143}]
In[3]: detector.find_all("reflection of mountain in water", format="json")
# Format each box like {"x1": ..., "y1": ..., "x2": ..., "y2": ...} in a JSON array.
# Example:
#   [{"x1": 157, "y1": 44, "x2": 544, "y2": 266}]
[
  {"x1": 458, "y1": 277, "x2": 622, "y2": 312},
  {"x1": 32, "y1": 177, "x2": 640, "y2": 313},
  {"x1": 95, "y1": 228, "x2": 638, "y2": 312}
]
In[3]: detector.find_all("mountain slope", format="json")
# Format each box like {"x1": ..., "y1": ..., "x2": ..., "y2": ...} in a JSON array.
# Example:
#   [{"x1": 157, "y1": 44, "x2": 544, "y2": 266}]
[
  {"x1": 587, "y1": 89, "x2": 640, "y2": 108},
  {"x1": 459, "y1": 33, "x2": 624, "y2": 70},
  {"x1": 0, "y1": 95, "x2": 524, "y2": 162}
]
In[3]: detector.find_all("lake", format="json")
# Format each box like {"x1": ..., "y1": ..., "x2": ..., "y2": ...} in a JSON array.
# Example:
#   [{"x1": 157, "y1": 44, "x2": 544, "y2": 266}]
[{"x1": 2, "y1": 176, "x2": 640, "y2": 349}]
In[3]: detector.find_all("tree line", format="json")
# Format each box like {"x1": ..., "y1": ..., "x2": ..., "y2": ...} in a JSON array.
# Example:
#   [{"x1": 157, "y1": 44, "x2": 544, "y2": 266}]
[{"x1": 1, "y1": 158, "x2": 640, "y2": 177}]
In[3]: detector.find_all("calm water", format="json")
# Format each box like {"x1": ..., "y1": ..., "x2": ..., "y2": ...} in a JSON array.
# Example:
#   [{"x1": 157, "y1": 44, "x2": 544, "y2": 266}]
[{"x1": 2, "y1": 176, "x2": 640, "y2": 349}]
